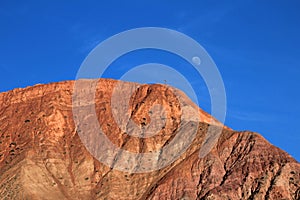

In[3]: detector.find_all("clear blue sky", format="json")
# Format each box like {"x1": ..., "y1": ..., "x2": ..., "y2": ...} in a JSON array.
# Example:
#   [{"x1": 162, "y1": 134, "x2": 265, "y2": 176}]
[{"x1": 0, "y1": 1, "x2": 299, "y2": 161}]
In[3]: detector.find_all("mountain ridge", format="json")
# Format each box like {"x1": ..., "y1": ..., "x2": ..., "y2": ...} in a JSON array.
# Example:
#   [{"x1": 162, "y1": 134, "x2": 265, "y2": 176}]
[{"x1": 0, "y1": 79, "x2": 299, "y2": 199}]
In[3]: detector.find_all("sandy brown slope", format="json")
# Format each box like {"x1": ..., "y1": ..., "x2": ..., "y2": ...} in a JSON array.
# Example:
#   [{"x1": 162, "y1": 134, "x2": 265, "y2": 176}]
[{"x1": 0, "y1": 79, "x2": 299, "y2": 200}]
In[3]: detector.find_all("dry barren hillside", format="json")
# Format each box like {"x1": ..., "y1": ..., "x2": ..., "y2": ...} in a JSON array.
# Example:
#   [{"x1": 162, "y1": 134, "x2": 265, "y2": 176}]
[{"x1": 0, "y1": 79, "x2": 299, "y2": 199}]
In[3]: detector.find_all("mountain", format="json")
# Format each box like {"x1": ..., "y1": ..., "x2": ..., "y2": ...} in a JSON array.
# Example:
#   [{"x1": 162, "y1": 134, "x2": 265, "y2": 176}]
[{"x1": 0, "y1": 79, "x2": 299, "y2": 200}]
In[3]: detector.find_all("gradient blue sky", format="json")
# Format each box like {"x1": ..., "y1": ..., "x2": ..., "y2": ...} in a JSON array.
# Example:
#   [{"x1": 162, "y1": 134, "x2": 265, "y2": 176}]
[{"x1": 0, "y1": 1, "x2": 299, "y2": 161}]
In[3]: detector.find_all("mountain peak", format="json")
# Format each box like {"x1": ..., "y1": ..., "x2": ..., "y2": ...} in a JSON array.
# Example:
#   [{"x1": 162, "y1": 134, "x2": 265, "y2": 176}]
[{"x1": 0, "y1": 79, "x2": 299, "y2": 199}]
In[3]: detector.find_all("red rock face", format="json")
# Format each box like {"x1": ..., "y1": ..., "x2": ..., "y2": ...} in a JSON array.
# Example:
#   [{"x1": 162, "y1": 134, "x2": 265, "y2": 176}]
[{"x1": 0, "y1": 79, "x2": 299, "y2": 200}]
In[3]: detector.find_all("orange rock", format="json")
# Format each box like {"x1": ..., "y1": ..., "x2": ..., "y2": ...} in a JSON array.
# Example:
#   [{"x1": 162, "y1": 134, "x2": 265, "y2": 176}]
[{"x1": 0, "y1": 79, "x2": 299, "y2": 199}]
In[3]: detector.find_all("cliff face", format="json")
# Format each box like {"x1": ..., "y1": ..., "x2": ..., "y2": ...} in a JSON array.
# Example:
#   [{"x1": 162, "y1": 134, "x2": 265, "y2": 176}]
[{"x1": 0, "y1": 79, "x2": 299, "y2": 200}]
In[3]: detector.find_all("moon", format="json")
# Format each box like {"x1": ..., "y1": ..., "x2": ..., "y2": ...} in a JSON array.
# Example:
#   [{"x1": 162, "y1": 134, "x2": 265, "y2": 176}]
[{"x1": 192, "y1": 56, "x2": 201, "y2": 66}]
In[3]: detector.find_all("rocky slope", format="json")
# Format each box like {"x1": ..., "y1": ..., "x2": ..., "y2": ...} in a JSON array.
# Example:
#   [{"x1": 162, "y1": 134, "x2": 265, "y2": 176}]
[{"x1": 0, "y1": 79, "x2": 299, "y2": 200}]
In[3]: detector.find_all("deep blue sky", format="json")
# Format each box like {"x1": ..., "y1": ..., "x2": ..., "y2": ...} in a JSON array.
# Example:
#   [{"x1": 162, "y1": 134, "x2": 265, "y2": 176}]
[{"x1": 0, "y1": 1, "x2": 299, "y2": 161}]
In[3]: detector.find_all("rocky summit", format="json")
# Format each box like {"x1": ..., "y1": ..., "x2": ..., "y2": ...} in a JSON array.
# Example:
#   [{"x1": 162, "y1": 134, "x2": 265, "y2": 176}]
[{"x1": 0, "y1": 79, "x2": 299, "y2": 200}]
